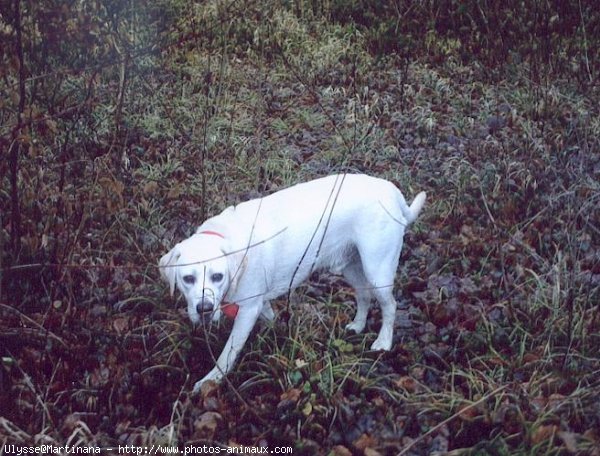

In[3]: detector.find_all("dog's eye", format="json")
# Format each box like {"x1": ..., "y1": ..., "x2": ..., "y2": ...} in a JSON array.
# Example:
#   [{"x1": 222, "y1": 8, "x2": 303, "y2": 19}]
[
  {"x1": 182, "y1": 275, "x2": 196, "y2": 285},
  {"x1": 211, "y1": 273, "x2": 224, "y2": 282}
]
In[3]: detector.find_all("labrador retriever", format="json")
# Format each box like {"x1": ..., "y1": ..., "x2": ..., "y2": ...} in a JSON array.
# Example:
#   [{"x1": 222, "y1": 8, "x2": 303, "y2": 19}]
[{"x1": 159, "y1": 174, "x2": 426, "y2": 392}]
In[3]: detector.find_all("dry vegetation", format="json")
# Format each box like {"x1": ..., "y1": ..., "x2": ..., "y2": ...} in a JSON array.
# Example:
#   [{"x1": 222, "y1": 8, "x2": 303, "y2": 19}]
[{"x1": 1, "y1": 0, "x2": 599, "y2": 454}]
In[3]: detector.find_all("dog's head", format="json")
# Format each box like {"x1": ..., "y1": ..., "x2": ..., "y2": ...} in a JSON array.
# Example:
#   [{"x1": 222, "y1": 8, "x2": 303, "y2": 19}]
[{"x1": 159, "y1": 233, "x2": 245, "y2": 324}]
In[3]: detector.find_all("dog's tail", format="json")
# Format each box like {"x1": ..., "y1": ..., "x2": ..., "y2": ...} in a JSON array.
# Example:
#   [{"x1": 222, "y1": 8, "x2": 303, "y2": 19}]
[{"x1": 403, "y1": 191, "x2": 427, "y2": 225}]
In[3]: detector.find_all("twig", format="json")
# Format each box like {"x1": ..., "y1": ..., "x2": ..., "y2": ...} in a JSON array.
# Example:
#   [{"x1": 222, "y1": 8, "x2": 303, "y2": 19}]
[
  {"x1": 0, "y1": 303, "x2": 68, "y2": 349},
  {"x1": 0, "y1": 227, "x2": 287, "y2": 273},
  {"x1": 578, "y1": 0, "x2": 593, "y2": 83}
]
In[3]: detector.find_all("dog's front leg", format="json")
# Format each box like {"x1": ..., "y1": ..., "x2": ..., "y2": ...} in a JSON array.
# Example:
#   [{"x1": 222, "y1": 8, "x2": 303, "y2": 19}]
[{"x1": 193, "y1": 302, "x2": 262, "y2": 393}]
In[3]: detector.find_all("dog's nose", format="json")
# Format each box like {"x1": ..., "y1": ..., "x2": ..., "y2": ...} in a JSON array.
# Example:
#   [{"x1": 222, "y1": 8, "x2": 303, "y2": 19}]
[{"x1": 196, "y1": 298, "x2": 214, "y2": 315}]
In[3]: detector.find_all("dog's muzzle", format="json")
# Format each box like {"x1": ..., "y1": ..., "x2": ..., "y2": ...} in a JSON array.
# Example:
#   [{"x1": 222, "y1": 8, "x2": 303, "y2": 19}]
[{"x1": 196, "y1": 297, "x2": 214, "y2": 316}]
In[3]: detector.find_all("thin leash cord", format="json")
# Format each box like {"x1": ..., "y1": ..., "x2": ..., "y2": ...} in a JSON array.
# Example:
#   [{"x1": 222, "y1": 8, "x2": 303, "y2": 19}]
[{"x1": 285, "y1": 174, "x2": 347, "y2": 308}]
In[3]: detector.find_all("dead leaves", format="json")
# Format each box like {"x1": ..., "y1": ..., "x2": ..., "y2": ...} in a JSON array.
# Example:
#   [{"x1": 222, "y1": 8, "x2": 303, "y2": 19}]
[
  {"x1": 193, "y1": 411, "x2": 223, "y2": 440},
  {"x1": 279, "y1": 387, "x2": 302, "y2": 406},
  {"x1": 413, "y1": 273, "x2": 491, "y2": 332},
  {"x1": 98, "y1": 176, "x2": 124, "y2": 212}
]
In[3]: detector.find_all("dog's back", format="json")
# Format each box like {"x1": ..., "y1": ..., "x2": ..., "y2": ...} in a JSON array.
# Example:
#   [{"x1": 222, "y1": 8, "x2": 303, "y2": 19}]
[{"x1": 225, "y1": 174, "x2": 424, "y2": 298}]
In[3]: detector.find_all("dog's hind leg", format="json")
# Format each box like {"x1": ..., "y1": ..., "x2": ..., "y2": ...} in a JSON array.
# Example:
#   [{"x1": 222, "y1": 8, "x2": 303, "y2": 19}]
[
  {"x1": 357, "y1": 232, "x2": 404, "y2": 351},
  {"x1": 343, "y1": 261, "x2": 373, "y2": 334},
  {"x1": 370, "y1": 287, "x2": 398, "y2": 351}
]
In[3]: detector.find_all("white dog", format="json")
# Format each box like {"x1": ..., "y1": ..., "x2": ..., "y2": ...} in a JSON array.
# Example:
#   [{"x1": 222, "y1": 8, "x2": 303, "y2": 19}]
[{"x1": 159, "y1": 174, "x2": 425, "y2": 392}]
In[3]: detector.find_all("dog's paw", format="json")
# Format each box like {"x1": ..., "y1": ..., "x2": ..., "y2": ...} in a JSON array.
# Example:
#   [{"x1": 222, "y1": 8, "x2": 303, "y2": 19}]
[
  {"x1": 345, "y1": 321, "x2": 366, "y2": 334},
  {"x1": 370, "y1": 337, "x2": 392, "y2": 351},
  {"x1": 192, "y1": 378, "x2": 219, "y2": 396},
  {"x1": 192, "y1": 380, "x2": 208, "y2": 395},
  {"x1": 192, "y1": 369, "x2": 223, "y2": 394}
]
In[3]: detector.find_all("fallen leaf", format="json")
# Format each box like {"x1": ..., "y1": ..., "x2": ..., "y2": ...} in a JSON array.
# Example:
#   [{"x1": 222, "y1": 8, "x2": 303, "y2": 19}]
[
  {"x1": 582, "y1": 429, "x2": 598, "y2": 442},
  {"x1": 557, "y1": 431, "x2": 578, "y2": 452},
  {"x1": 295, "y1": 358, "x2": 308, "y2": 368},
  {"x1": 112, "y1": 317, "x2": 129, "y2": 334},
  {"x1": 353, "y1": 433, "x2": 376, "y2": 451},
  {"x1": 523, "y1": 352, "x2": 540, "y2": 363},
  {"x1": 199, "y1": 380, "x2": 220, "y2": 398},
  {"x1": 531, "y1": 424, "x2": 558, "y2": 445},
  {"x1": 60, "y1": 413, "x2": 81, "y2": 434},
  {"x1": 280, "y1": 388, "x2": 302, "y2": 403},
  {"x1": 393, "y1": 376, "x2": 418, "y2": 393},
  {"x1": 457, "y1": 403, "x2": 481, "y2": 421},
  {"x1": 143, "y1": 181, "x2": 158, "y2": 195},
  {"x1": 167, "y1": 185, "x2": 183, "y2": 200},
  {"x1": 548, "y1": 394, "x2": 567, "y2": 408},
  {"x1": 194, "y1": 412, "x2": 222, "y2": 439},
  {"x1": 530, "y1": 396, "x2": 547, "y2": 413},
  {"x1": 302, "y1": 401, "x2": 313, "y2": 416},
  {"x1": 329, "y1": 445, "x2": 352, "y2": 456}
]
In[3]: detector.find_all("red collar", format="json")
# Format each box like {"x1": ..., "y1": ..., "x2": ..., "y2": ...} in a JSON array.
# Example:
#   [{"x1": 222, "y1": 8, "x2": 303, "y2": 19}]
[{"x1": 199, "y1": 230, "x2": 224, "y2": 239}]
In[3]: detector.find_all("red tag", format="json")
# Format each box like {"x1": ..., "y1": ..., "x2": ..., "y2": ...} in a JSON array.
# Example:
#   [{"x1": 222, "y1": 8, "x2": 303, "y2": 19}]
[{"x1": 221, "y1": 302, "x2": 239, "y2": 319}]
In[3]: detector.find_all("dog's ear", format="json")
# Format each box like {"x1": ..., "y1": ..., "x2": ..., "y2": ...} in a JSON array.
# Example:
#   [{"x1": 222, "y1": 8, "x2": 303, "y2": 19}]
[{"x1": 159, "y1": 246, "x2": 181, "y2": 296}]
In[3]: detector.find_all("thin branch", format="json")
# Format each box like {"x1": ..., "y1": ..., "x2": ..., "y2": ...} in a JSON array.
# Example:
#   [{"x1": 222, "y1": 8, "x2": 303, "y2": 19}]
[{"x1": 0, "y1": 227, "x2": 287, "y2": 273}]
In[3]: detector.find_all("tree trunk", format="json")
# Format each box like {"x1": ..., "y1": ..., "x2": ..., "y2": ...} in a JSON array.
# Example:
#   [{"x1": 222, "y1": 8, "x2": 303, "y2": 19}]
[{"x1": 10, "y1": 0, "x2": 25, "y2": 258}]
